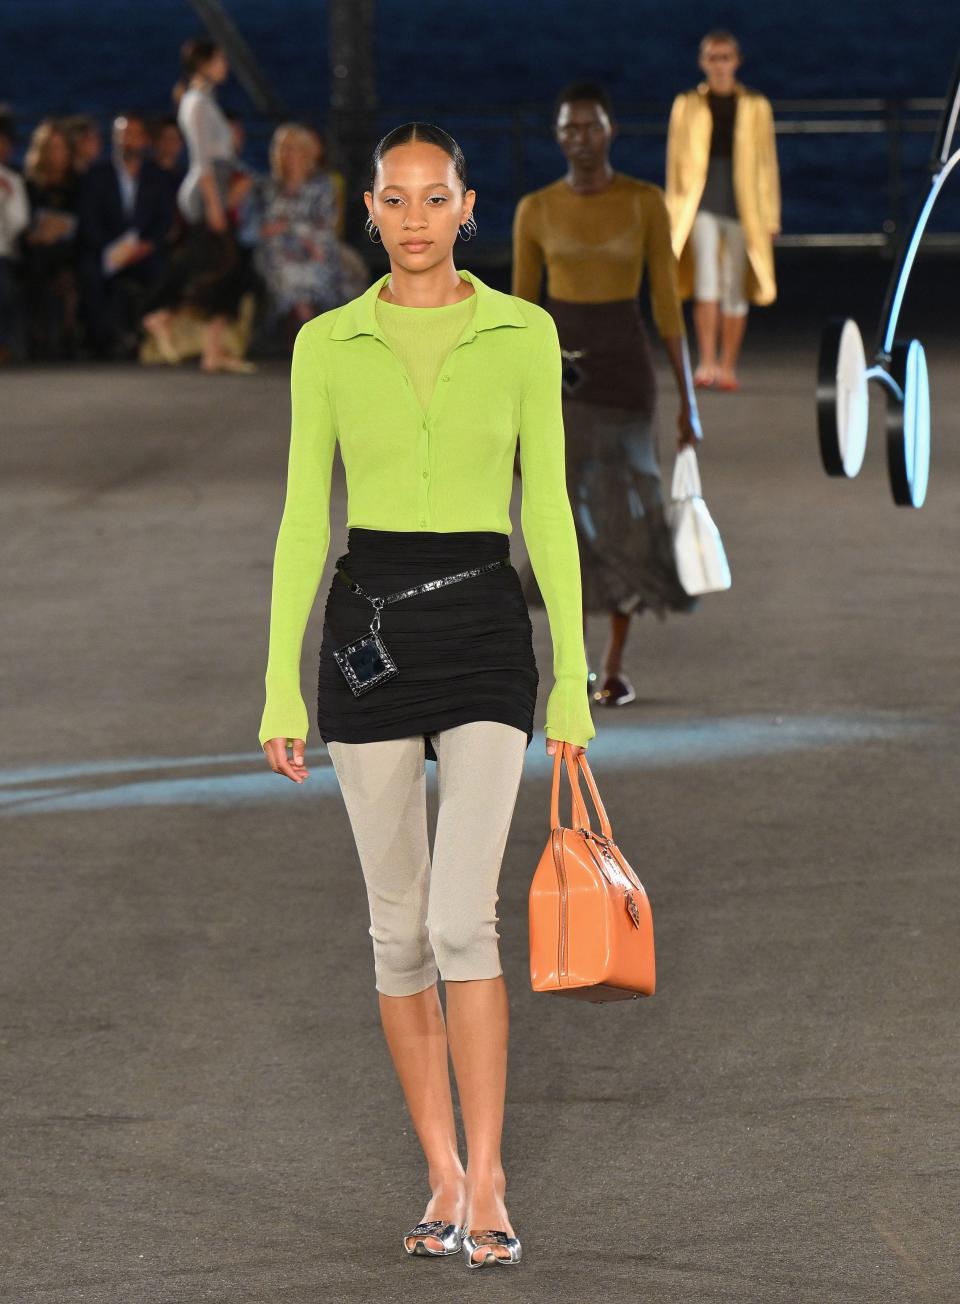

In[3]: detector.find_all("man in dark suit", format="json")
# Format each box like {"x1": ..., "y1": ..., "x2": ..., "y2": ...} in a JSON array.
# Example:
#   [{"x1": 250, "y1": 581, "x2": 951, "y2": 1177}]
[{"x1": 78, "y1": 112, "x2": 175, "y2": 357}]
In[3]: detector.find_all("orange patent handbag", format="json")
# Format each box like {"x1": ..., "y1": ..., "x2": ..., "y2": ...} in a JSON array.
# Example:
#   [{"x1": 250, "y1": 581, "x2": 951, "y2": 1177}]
[{"x1": 529, "y1": 742, "x2": 655, "y2": 1002}]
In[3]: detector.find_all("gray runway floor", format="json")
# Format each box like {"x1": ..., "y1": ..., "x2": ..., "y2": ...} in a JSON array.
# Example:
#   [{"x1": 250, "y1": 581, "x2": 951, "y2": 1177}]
[{"x1": 2, "y1": 332, "x2": 958, "y2": 1303}]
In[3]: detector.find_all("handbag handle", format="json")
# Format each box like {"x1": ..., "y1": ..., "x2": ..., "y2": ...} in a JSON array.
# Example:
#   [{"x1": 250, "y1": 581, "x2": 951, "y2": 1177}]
[
  {"x1": 671, "y1": 445, "x2": 703, "y2": 501},
  {"x1": 549, "y1": 741, "x2": 613, "y2": 839}
]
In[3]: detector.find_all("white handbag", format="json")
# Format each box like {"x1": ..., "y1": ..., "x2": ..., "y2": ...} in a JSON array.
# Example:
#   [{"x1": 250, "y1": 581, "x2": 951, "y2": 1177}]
[{"x1": 668, "y1": 447, "x2": 732, "y2": 596}]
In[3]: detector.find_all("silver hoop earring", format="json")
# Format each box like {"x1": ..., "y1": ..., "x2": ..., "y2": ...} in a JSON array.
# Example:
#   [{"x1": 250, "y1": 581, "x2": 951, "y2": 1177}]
[
  {"x1": 458, "y1": 214, "x2": 478, "y2": 242},
  {"x1": 365, "y1": 214, "x2": 382, "y2": 244}
]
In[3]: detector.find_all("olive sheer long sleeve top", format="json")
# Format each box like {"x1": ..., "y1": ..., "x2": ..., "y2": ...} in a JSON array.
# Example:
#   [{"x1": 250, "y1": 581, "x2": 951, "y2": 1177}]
[
  {"x1": 512, "y1": 173, "x2": 686, "y2": 339},
  {"x1": 259, "y1": 267, "x2": 595, "y2": 751}
]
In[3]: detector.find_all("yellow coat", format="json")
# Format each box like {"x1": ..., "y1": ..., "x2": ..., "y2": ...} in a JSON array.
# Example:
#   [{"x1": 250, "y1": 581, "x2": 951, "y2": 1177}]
[{"x1": 665, "y1": 81, "x2": 781, "y2": 306}]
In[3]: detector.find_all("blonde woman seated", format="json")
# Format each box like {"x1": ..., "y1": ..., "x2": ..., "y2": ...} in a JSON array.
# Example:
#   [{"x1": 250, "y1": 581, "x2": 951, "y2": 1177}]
[{"x1": 242, "y1": 123, "x2": 368, "y2": 346}]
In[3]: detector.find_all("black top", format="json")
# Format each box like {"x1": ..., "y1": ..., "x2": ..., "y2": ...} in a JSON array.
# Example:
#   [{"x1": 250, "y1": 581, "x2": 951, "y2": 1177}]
[
  {"x1": 698, "y1": 92, "x2": 739, "y2": 219},
  {"x1": 708, "y1": 91, "x2": 737, "y2": 157},
  {"x1": 22, "y1": 178, "x2": 80, "y2": 277},
  {"x1": 25, "y1": 177, "x2": 78, "y2": 215}
]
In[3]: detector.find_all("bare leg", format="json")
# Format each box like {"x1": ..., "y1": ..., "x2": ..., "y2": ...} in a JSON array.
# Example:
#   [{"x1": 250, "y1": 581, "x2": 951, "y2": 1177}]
[
  {"x1": 379, "y1": 986, "x2": 466, "y2": 1250},
  {"x1": 142, "y1": 309, "x2": 179, "y2": 364},
  {"x1": 602, "y1": 609, "x2": 631, "y2": 677},
  {"x1": 718, "y1": 312, "x2": 748, "y2": 386},
  {"x1": 594, "y1": 609, "x2": 635, "y2": 706},
  {"x1": 201, "y1": 313, "x2": 257, "y2": 374},
  {"x1": 445, "y1": 976, "x2": 515, "y2": 1260},
  {"x1": 200, "y1": 314, "x2": 228, "y2": 370},
  {"x1": 693, "y1": 299, "x2": 720, "y2": 383}
]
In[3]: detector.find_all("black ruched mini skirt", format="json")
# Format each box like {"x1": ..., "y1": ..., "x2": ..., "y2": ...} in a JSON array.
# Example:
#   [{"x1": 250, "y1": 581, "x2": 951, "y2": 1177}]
[{"x1": 317, "y1": 528, "x2": 539, "y2": 762}]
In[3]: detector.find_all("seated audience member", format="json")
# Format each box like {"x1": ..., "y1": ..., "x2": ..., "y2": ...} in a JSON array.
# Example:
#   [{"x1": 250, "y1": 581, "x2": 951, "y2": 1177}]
[
  {"x1": 78, "y1": 112, "x2": 175, "y2": 358},
  {"x1": 62, "y1": 114, "x2": 102, "y2": 175},
  {"x1": 242, "y1": 122, "x2": 366, "y2": 347},
  {"x1": 22, "y1": 119, "x2": 80, "y2": 359},
  {"x1": 150, "y1": 115, "x2": 187, "y2": 240},
  {"x1": 152, "y1": 115, "x2": 185, "y2": 184},
  {"x1": 0, "y1": 131, "x2": 29, "y2": 362}
]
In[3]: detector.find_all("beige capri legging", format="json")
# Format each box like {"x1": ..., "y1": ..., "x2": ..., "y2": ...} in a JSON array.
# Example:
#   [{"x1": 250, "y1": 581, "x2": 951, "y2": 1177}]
[
  {"x1": 326, "y1": 720, "x2": 529, "y2": 996},
  {"x1": 691, "y1": 209, "x2": 749, "y2": 317}
]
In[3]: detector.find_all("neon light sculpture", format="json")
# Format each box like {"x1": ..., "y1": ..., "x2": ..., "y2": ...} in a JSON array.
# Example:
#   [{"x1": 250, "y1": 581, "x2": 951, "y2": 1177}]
[{"x1": 817, "y1": 53, "x2": 960, "y2": 508}]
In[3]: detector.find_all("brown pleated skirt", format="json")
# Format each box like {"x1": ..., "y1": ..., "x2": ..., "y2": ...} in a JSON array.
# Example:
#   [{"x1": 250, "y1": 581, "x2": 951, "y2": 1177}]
[{"x1": 518, "y1": 296, "x2": 696, "y2": 618}]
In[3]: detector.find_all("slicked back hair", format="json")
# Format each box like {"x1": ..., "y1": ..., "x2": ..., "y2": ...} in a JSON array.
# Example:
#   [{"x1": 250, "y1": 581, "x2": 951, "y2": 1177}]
[{"x1": 369, "y1": 121, "x2": 467, "y2": 193}]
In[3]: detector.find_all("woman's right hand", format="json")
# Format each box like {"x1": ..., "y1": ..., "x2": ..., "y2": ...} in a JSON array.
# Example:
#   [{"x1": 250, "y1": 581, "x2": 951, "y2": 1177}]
[
  {"x1": 677, "y1": 403, "x2": 702, "y2": 448},
  {"x1": 263, "y1": 737, "x2": 309, "y2": 783},
  {"x1": 206, "y1": 207, "x2": 228, "y2": 234}
]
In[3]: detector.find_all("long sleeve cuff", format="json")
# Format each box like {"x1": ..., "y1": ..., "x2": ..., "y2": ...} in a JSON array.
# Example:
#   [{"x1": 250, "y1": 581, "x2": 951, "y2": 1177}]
[
  {"x1": 544, "y1": 673, "x2": 596, "y2": 748},
  {"x1": 259, "y1": 681, "x2": 310, "y2": 749}
]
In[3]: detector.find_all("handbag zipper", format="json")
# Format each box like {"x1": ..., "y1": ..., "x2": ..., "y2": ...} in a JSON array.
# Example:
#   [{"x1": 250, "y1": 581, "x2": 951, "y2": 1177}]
[
  {"x1": 581, "y1": 828, "x2": 645, "y2": 893},
  {"x1": 551, "y1": 827, "x2": 568, "y2": 977},
  {"x1": 579, "y1": 828, "x2": 645, "y2": 929}
]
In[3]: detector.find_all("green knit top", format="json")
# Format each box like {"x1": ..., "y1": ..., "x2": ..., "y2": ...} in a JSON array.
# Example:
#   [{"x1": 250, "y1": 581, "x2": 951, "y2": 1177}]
[{"x1": 259, "y1": 268, "x2": 595, "y2": 751}]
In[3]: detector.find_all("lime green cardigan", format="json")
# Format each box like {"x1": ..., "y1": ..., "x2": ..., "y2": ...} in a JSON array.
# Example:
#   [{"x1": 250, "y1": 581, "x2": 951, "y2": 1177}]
[{"x1": 259, "y1": 267, "x2": 595, "y2": 750}]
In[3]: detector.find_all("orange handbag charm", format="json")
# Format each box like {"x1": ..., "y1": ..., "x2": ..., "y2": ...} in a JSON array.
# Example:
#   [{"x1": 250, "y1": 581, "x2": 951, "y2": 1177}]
[{"x1": 529, "y1": 742, "x2": 655, "y2": 1002}]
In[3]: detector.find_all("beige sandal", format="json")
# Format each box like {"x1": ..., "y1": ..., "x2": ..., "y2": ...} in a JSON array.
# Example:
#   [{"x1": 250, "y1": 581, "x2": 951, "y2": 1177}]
[
  {"x1": 201, "y1": 355, "x2": 257, "y2": 375},
  {"x1": 143, "y1": 319, "x2": 180, "y2": 365}
]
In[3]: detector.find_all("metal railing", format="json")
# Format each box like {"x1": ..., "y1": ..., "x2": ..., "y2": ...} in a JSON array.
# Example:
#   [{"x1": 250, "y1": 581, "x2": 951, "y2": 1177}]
[{"x1": 316, "y1": 94, "x2": 960, "y2": 257}]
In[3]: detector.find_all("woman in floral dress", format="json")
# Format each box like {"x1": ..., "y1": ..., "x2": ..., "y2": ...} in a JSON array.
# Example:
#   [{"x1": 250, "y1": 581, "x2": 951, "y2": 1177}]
[{"x1": 245, "y1": 123, "x2": 367, "y2": 344}]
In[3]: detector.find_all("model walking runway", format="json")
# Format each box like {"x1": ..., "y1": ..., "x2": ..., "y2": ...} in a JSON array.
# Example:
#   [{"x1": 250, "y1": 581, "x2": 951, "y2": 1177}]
[{"x1": 513, "y1": 80, "x2": 703, "y2": 707}]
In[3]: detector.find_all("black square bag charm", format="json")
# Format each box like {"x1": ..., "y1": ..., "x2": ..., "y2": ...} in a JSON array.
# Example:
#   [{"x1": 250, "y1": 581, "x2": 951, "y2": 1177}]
[
  {"x1": 332, "y1": 629, "x2": 398, "y2": 696},
  {"x1": 329, "y1": 556, "x2": 507, "y2": 698}
]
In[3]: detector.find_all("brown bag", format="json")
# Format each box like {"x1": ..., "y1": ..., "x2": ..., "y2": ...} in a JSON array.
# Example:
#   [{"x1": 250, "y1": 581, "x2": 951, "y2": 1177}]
[{"x1": 529, "y1": 742, "x2": 655, "y2": 1002}]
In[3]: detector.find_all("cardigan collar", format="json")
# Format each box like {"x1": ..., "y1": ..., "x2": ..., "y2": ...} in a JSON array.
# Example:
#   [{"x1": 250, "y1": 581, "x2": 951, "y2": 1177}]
[{"x1": 329, "y1": 266, "x2": 527, "y2": 342}]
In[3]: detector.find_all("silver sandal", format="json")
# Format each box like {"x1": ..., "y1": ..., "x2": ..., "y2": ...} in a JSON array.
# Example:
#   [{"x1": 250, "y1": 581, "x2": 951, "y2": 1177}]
[
  {"x1": 403, "y1": 1219, "x2": 465, "y2": 1257},
  {"x1": 462, "y1": 1228, "x2": 522, "y2": 1267}
]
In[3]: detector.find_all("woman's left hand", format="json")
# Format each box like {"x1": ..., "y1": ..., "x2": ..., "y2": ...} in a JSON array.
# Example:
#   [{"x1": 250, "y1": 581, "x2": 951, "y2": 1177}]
[{"x1": 546, "y1": 739, "x2": 586, "y2": 757}]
